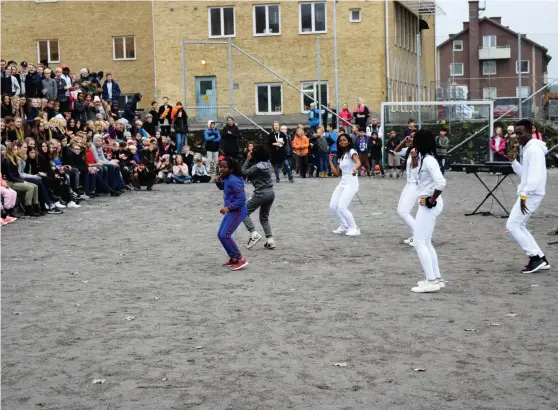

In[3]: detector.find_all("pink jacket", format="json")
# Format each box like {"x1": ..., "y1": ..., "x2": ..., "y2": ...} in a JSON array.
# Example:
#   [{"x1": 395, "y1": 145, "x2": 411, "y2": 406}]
[
  {"x1": 532, "y1": 133, "x2": 543, "y2": 141},
  {"x1": 490, "y1": 135, "x2": 506, "y2": 155},
  {"x1": 339, "y1": 108, "x2": 353, "y2": 126}
]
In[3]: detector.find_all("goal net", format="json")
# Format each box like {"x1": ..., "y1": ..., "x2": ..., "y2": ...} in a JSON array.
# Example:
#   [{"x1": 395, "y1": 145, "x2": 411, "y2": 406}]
[{"x1": 380, "y1": 101, "x2": 495, "y2": 166}]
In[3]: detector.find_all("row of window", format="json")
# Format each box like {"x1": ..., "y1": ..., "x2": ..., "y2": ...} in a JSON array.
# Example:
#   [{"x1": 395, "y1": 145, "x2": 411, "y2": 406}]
[
  {"x1": 37, "y1": 36, "x2": 136, "y2": 63},
  {"x1": 449, "y1": 60, "x2": 530, "y2": 76},
  {"x1": 452, "y1": 35, "x2": 502, "y2": 52},
  {"x1": 209, "y1": 3, "x2": 362, "y2": 38},
  {"x1": 482, "y1": 86, "x2": 530, "y2": 99},
  {"x1": 256, "y1": 81, "x2": 328, "y2": 115},
  {"x1": 394, "y1": 2, "x2": 420, "y2": 54}
]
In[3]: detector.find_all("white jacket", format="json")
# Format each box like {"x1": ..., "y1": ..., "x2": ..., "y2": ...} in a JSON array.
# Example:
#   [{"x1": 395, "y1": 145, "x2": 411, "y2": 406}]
[
  {"x1": 417, "y1": 154, "x2": 446, "y2": 197},
  {"x1": 511, "y1": 138, "x2": 548, "y2": 197}
]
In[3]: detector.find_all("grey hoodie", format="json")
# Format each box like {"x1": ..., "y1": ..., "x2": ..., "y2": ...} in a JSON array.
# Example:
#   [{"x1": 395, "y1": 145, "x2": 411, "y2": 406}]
[{"x1": 242, "y1": 159, "x2": 274, "y2": 193}]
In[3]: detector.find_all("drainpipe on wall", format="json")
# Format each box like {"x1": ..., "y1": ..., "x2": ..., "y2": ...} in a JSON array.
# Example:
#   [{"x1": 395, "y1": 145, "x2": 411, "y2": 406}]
[
  {"x1": 151, "y1": 0, "x2": 158, "y2": 100},
  {"x1": 385, "y1": 0, "x2": 391, "y2": 109}
]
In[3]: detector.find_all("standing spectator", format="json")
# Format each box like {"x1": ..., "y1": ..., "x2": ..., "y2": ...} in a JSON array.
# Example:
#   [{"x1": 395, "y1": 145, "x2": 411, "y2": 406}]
[
  {"x1": 355, "y1": 128, "x2": 371, "y2": 176},
  {"x1": 490, "y1": 127, "x2": 506, "y2": 162},
  {"x1": 267, "y1": 121, "x2": 291, "y2": 183},
  {"x1": 307, "y1": 102, "x2": 320, "y2": 131},
  {"x1": 123, "y1": 92, "x2": 141, "y2": 135},
  {"x1": 1, "y1": 59, "x2": 14, "y2": 97},
  {"x1": 325, "y1": 123, "x2": 339, "y2": 168},
  {"x1": 142, "y1": 113, "x2": 156, "y2": 137},
  {"x1": 149, "y1": 101, "x2": 159, "y2": 129},
  {"x1": 222, "y1": 116, "x2": 240, "y2": 159},
  {"x1": 322, "y1": 102, "x2": 337, "y2": 129},
  {"x1": 280, "y1": 125, "x2": 294, "y2": 181},
  {"x1": 316, "y1": 127, "x2": 330, "y2": 178},
  {"x1": 158, "y1": 97, "x2": 173, "y2": 136},
  {"x1": 77, "y1": 68, "x2": 96, "y2": 95},
  {"x1": 366, "y1": 117, "x2": 380, "y2": 136},
  {"x1": 72, "y1": 92, "x2": 87, "y2": 122},
  {"x1": 339, "y1": 103, "x2": 353, "y2": 134},
  {"x1": 172, "y1": 102, "x2": 188, "y2": 154},
  {"x1": 1, "y1": 94, "x2": 11, "y2": 118},
  {"x1": 292, "y1": 126, "x2": 309, "y2": 178},
  {"x1": 404, "y1": 119, "x2": 416, "y2": 138},
  {"x1": 506, "y1": 125, "x2": 519, "y2": 156},
  {"x1": 353, "y1": 98, "x2": 369, "y2": 130},
  {"x1": 93, "y1": 96, "x2": 107, "y2": 120},
  {"x1": 54, "y1": 67, "x2": 70, "y2": 114},
  {"x1": 204, "y1": 120, "x2": 221, "y2": 175},
  {"x1": 370, "y1": 131, "x2": 384, "y2": 177},
  {"x1": 17, "y1": 61, "x2": 28, "y2": 96},
  {"x1": 5, "y1": 65, "x2": 21, "y2": 96},
  {"x1": 102, "y1": 73, "x2": 121, "y2": 106},
  {"x1": 60, "y1": 65, "x2": 73, "y2": 105},
  {"x1": 41, "y1": 68, "x2": 57, "y2": 100},
  {"x1": 387, "y1": 130, "x2": 401, "y2": 178},
  {"x1": 531, "y1": 124, "x2": 543, "y2": 141},
  {"x1": 436, "y1": 128, "x2": 450, "y2": 174}
]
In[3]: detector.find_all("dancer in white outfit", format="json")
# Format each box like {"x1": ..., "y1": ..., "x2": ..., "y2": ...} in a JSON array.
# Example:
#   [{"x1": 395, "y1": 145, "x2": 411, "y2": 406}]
[
  {"x1": 329, "y1": 134, "x2": 362, "y2": 236},
  {"x1": 506, "y1": 118, "x2": 551, "y2": 273},
  {"x1": 411, "y1": 130, "x2": 447, "y2": 293},
  {"x1": 394, "y1": 133, "x2": 419, "y2": 246}
]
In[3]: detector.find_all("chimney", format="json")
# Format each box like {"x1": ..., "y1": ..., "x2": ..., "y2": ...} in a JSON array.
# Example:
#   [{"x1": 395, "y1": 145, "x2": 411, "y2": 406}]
[
  {"x1": 489, "y1": 17, "x2": 502, "y2": 24},
  {"x1": 468, "y1": 1, "x2": 480, "y2": 99},
  {"x1": 463, "y1": 22, "x2": 469, "y2": 30}
]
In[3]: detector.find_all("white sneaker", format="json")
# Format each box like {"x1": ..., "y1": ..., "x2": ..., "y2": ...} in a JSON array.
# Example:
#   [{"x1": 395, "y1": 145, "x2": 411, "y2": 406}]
[
  {"x1": 417, "y1": 279, "x2": 445, "y2": 288},
  {"x1": 79, "y1": 194, "x2": 90, "y2": 200},
  {"x1": 54, "y1": 201, "x2": 66, "y2": 209},
  {"x1": 247, "y1": 232, "x2": 262, "y2": 249},
  {"x1": 345, "y1": 228, "x2": 361, "y2": 236},
  {"x1": 404, "y1": 237, "x2": 414, "y2": 246},
  {"x1": 412, "y1": 280, "x2": 440, "y2": 293},
  {"x1": 333, "y1": 226, "x2": 348, "y2": 234},
  {"x1": 67, "y1": 201, "x2": 81, "y2": 209},
  {"x1": 264, "y1": 238, "x2": 276, "y2": 250}
]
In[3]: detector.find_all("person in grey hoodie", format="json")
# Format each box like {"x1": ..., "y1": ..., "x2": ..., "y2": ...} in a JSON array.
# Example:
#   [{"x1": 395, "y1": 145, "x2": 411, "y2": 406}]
[
  {"x1": 242, "y1": 144, "x2": 276, "y2": 250},
  {"x1": 41, "y1": 68, "x2": 57, "y2": 100}
]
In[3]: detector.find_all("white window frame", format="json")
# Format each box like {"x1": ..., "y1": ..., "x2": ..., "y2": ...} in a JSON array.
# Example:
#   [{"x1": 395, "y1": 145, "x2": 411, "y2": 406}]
[
  {"x1": 482, "y1": 60, "x2": 497, "y2": 75},
  {"x1": 453, "y1": 40, "x2": 463, "y2": 51},
  {"x1": 349, "y1": 8, "x2": 361, "y2": 23},
  {"x1": 299, "y1": 2, "x2": 327, "y2": 34},
  {"x1": 450, "y1": 63, "x2": 464, "y2": 76},
  {"x1": 36, "y1": 40, "x2": 60, "y2": 63},
  {"x1": 112, "y1": 36, "x2": 136, "y2": 61},
  {"x1": 253, "y1": 4, "x2": 281, "y2": 37},
  {"x1": 516, "y1": 60, "x2": 530, "y2": 74},
  {"x1": 208, "y1": 6, "x2": 236, "y2": 38},
  {"x1": 483, "y1": 87, "x2": 497, "y2": 99},
  {"x1": 483, "y1": 35, "x2": 497, "y2": 48},
  {"x1": 300, "y1": 80, "x2": 329, "y2": 114},
  {"x1": 255, "y1": 83, "x2": 283, "y2": 115}
]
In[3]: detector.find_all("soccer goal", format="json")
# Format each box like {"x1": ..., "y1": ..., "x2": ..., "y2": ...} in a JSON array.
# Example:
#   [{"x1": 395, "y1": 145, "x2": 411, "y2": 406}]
[{"x1": 380, "y1": 100, "x2": 495, "y2": 166}]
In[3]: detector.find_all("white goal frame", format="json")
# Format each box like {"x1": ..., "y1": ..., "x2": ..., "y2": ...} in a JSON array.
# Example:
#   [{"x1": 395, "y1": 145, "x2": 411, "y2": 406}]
[{"x1": 380, "y1": 100, "x2": 494, "y2": 161}]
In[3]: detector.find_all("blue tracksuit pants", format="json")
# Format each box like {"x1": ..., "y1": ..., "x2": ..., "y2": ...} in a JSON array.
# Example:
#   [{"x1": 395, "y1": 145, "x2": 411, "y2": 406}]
[{"x1": 218, "y1": 207, "x2": 247, "y2": 259}]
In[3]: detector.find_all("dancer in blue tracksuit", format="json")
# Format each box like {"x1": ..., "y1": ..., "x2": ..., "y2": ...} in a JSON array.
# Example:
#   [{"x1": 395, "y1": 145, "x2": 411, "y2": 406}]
[{"x1": 215, "y1": 157, "x2": 249, "y2": 271}]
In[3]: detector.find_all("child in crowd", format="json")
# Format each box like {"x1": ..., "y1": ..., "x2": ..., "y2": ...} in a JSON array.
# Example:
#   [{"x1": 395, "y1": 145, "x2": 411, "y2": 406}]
[
  {"x1": 292, "y1": 127, "x2": 309, "y2": 178},
  {"x1": 355, "y1": 128, "x2": 371, "y2": 176},
  {"x1": 181, "y1": 146, "x2": 194, "y2": 176},
  {"x1": 242, "y1": 145, "x2": 276, "y2": 250},
  {"x1": 0, "y1": 171, "x2": 18, "y2": 223},
  {"x1": 315, "y1": 127, "x2": 330, "y2": 178},
  {"x1": 171, "y1": 155, "x2": 191, "y2": 184},
  {"x1": 157, "y1": 154, "x2": 172, "y2": 183},
  {"x1": 191, "y1": 157, "x2": 211, "y2": 183},
  {"x1": 215, "y1": 156, "x2": 248, "y2": 270},
  {"x1": 370, "y1": 132, "x2": 385, "y2": 177},
  {"x1": 436, "y1": 128, "x2": 450, "y2": 174}
]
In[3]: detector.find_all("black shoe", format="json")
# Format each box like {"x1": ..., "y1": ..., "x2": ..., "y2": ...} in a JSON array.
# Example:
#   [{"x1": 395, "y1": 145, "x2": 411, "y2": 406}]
[
  {"x1": 276, "y1": 179, "x2": 280, "y2": 183},
  {"x1": 289, "y1": 179, "x2": 294, "y2": 183},
  {"x1": 47, "y1": 206, "x2": 63, "y2": 215},
  {"x1": 25, "y1": 205, "x2": 41, "y2": 217},
  {"x1": 34, "y1": 204, "x2": 45, "y2": 216},
  {"x1": 88, "y1": 193, "x2": 98, "y2": 198},
  {"x1": 125, "y1": 185, "x2": 132, "y2": 191},
  {"x1": 522, "y1": 256, "x2": 547, "y2": 273},
  {"x1": 110, "y1": 190, "x2": 121, "y2": 197},
  {"x1": 147, "y1": 186, "x2": 153, "y2": 191},
  {"x1": 133, "y1": 186, "x2": 141, "y2": 191}
]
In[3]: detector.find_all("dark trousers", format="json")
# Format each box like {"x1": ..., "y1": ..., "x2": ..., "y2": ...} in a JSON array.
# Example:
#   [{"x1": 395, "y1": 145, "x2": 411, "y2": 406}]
[
  {"x1": 192, "y1": 174, "x2": 211, "y2": 183},
  {"x1": 297, "y1": 155, "x2": 308, "y2": 178},
  {"x1": 24, "y1": 178, "x2": 52, "y2": 206},
  {"x1": 371, "y1": 158, "x2": 385, "y2": 175}
]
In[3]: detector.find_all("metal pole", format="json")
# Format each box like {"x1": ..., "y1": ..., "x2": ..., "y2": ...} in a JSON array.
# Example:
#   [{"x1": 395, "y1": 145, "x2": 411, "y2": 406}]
[
  {"x1": 333, "y1": 0, "x2": 340, "y2": 129},
  {"x1": 228, "y1": 38, "x2": 233, "y2": 114},
  {"x1": 518, "y1": 32, "x2": 522, "y2": 118},
  {"x1": 232, "y1": 107, "x2": 269, "y2": 134},
  {"x1": 181, "y1": 39, "x2": 186, "y2": 107},
  {"x1": 317, "y1": 36, "x2": 322, "y2": 126},
  {"x1": 416, "y1": 33, "x2": 422, "y2": 128}
]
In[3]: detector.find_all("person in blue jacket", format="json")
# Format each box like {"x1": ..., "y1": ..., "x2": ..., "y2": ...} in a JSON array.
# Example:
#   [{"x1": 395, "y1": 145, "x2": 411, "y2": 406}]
[
  {"x1": 215, "y1": 156, "x2": 249, "y2": 271},
  {"x1": 325, "y1": 122, "x2": 339, "y2": 171},
  {"x1": 355, "y1": 128, "x2": 372, "y2": 176},
  {"x1": 307, "y1": 103, "x2": 320, "y2": 131},
  {"x1": 204, "y1": 120, "x2": 221, "y2": 175}
]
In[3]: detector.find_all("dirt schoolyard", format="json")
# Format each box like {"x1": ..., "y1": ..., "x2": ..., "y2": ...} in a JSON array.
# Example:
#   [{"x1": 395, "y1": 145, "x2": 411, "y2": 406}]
[{"x1": 2, "y1": 172, "x2": 557, "y2": 410}]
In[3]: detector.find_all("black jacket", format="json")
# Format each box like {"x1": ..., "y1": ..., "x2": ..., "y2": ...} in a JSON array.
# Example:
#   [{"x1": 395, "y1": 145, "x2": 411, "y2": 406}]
[
  {"x1": 24, "y1": 72, "x2": 43, "y2": 98},
  {"x1": 322, "y1": 109, "x2": 337, "y2": 128},
  {"x1": 1, "y1": 72, "x2": 15, "y2": 97},
  {"x1": 221, "y1": 124, "x2": 240, "y2": 156},
  {"x1": 267, "y1": 131, "x2": 287, "y2": 164},
  {"x1": 173, "y1": 108, "x2": 188, "y2": 133},
  {"x1": 55, "y1": 77, "x2": 68, "y2": 102},
  {"x1": 124, "y1": 94, "x2": 140, "y2": 121},
  {"x1": 73, "y1": 100, "x2": 87, "y2": 122},
  {"x1": 158, "y1": 104, "x2": 173, "y2": 124},
  {"x1": 1, "y1": 157, "x2": 23, "y2": 182},
  {"x1": 149, "y1": 109, "x2": 159, "y2": 127},
  {"x1": 142, "y1": 122, "x2": 156, "y2": 137}
]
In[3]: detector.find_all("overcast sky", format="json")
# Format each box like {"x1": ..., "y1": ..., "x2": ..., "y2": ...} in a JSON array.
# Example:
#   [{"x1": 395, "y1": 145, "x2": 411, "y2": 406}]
[{"x1": 435, "y1": 0, "x2": 558, "y2": 80}]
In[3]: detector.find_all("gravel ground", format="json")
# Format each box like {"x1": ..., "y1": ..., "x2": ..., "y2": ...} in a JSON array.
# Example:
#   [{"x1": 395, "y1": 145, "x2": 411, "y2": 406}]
[{"x1": 2, "y1": 171, "x2": 557, "y2": 410}]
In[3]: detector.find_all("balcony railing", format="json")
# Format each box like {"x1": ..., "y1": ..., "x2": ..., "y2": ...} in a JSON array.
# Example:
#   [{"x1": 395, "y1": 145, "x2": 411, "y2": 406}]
[{"x1": 478, "y1": 45, "x2": 511, "y2": 60}]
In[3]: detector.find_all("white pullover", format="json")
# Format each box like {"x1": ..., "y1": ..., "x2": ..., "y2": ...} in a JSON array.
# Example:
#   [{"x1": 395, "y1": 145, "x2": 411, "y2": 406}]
[
  {"x1": 511, "y1": 138, "x2": 548, "y2": 197},
  {"x1": 417, "y1": 154, "x2": 446, "y2": 197}
]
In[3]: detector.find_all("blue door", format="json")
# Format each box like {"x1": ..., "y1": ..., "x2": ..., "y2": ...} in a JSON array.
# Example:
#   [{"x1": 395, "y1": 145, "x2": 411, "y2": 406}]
[{"x1": 195, "y1": 76, "x2": 217, "y2": 119}]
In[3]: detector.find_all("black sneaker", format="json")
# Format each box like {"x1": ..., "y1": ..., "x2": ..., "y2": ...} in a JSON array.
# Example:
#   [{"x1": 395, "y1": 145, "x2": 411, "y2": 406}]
[
  {"x1": 110, "y1": 190, "x2": 121, "y2": 197},
  {"x1": 522, "y1": 256, "x2": 547, "y2": 273},
  {"x1": 47, "y1": 207, "x2": 63, "y2": 215}
]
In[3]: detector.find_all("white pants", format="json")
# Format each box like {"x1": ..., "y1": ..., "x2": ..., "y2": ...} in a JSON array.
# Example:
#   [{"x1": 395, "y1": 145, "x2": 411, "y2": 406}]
[
  {"x1": 397, "y1": 182, "x2": 418, "y2": 234},
  {"x1": 413, "y1": 197, "x2": 443, "y2": 281},
  {"x1": 206, "y1": 151, "x2": 219, "y2": 174},
  {"x1": 329, "y1": 177, "x2": 359, "y2": 230},
  {"x1": 506, "y1": 195, "x2": 544, "y2": 257}
]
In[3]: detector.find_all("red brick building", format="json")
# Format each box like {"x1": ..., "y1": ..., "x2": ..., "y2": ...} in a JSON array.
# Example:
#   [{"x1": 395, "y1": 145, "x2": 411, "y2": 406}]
[{"x1": 436, "y1": 0, "x2": 551, "y2": 116}]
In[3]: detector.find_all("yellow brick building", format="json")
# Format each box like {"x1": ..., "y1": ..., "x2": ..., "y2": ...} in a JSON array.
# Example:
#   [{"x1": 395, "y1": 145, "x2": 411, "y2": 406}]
[{"x1": 1, "y1": 0, "x2": 438, "y2": 126}]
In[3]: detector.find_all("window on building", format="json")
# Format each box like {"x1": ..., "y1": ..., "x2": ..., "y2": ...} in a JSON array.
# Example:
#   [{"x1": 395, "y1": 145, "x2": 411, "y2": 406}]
[
  {"x1": 395, "y1": 2, "x2": 418, "y2": 53},
  {"x1": 253, "y1": 4, "x2": 280, "y2": 36},
  {"x1": 453, "y1": 40, "x2": 463, "y2": 51},
  {"x1": 516, "y1": 60, "x2": 529, "y2": 74},
  {"x1": 301, "y1": 81, "x2": 328, "y2": 113},
  {"x1": 450, "y1": 63, "x2": 464, "y2": 76},
  {"x1": 349, "y1": 9, "x2": 361, "y2": 23},
  {"x1": 483, "y1": 60, "x2": 497, "y2": 75},
  {"x1": 209, "y1": 7, "x2": 236, "y2": 38},
  {"x1": 482, "y1": 35, "x2": 497, "y2": 48},
  {"x1": 256, "y1": 84, "x2": 282, "y2": 115},
  {"x1": 112, "y1": 36, "x2": 136, "y2": 60},
  {"x1": 299, "y1": 2, "x2": 326, "y2": 34},
  {"x1": 483, "y1": 87, "x2": 497, "y2": 99},
  {"x1": 516, "y1": 86, "x2": 530, "y2": 98},
  {"x1": 37, "y1": 40, "x2": 60, "y2": 63}
]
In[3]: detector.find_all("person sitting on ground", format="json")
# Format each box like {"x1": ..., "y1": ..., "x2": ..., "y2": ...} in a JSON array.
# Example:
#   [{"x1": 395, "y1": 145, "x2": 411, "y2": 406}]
[
  {"x1": 191, "y1": 156, "x2": 211, "y2": 183},
  {"x1": 171, "y1": 155, "x2": 191, "y2": 184},
  {"x1": 157, "y1": 154, "x2": 172, "y2": 183}
]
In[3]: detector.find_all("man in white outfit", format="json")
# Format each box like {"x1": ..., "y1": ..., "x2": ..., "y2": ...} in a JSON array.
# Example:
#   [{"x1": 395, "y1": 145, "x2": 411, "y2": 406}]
[{"x1": 506, "y1": 119, "x2": 550, "y2": 273}]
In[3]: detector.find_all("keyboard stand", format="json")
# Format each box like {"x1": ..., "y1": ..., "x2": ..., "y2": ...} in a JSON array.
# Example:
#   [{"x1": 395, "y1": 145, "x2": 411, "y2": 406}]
[{"x1": 465, "y1": 173, "x2": 510, "y2": 218}]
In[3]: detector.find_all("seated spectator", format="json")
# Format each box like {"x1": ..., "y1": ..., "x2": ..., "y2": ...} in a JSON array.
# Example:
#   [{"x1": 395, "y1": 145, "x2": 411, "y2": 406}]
[
  {"x1": 181, "y1": 145, "x2": 194, "y2": 176},
  {"x1": 191, "y1": 157, "x2": 211, "y2": 183},
  {"x1": 133, "y1": 139, "x2": 157, "y2": 191},
  {"x1": 171, "y1": 155, "x2": 191, "y2": 184},
  {"x1": 1, "y1": 171, "x2": 18, "y2": 223},
  {"x1": 157, "y1": 154, "x2": 172, "y2": 183}
]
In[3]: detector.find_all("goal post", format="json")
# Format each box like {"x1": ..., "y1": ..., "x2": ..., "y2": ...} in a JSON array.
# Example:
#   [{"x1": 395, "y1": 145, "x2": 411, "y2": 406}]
[{"x1": 380, "y1": 100, "x2": 494, "y2": 166}]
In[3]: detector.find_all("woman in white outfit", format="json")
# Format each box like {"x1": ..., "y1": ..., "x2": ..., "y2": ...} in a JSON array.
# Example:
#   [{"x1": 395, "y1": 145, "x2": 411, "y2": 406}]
[
  {"x1": 329, "y1": 134, "x2": 361, "y2": 236},
  {"x1": 411, "y1": 129, "x2": 447, "y2": 293},
  {"x1": 394, "y1": 133, "x2": 419, "y2": 246}
]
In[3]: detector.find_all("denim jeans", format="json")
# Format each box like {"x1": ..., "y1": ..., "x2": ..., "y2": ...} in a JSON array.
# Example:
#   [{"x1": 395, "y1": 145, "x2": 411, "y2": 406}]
[
  {"x1": 171, "y1": 174, "x2": 192, "y2": 184},
  {"x1": 273, "y1": 159, "x2": 292, "y2": 181},
  {"x1": 319, "y1": 154, "x2": 329, "y2": 173},
  {"x1": 176, "y1": 133, "x2": 186, "y2": 155}
]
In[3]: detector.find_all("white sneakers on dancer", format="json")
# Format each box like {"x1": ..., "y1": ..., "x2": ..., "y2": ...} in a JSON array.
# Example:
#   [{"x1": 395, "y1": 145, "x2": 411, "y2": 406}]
[
  {"x1": 333, "y1": 226, "x2": 348, "y2": 234},
  {"x1": 345, "y1": 228, "x2": 361, "y2": 236},
  {"x1": 412, "y1": 279, "x2": 441, "y2": 293}
]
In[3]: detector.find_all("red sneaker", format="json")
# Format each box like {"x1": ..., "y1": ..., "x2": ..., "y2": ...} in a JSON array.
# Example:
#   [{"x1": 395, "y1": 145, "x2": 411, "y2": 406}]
[
  {"x1": 4, "y1": 216, "x2": 17, "y2": 223},
  {"x1": 230, "y1": 258, "x2": 249, "y2": 271},
  {"x1": 222, "y1": 258, "x2": 234, "y2": 267}
]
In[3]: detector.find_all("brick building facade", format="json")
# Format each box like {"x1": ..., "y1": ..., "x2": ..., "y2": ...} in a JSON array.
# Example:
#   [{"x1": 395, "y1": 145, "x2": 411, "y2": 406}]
[{"x1": 1, "y1": 1, "x2": 437, "y2": 126}]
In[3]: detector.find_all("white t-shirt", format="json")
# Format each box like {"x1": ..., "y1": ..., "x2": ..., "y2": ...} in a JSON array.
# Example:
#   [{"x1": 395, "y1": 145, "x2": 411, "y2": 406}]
[
  {"x1": 339, "y1": 148, "x2": 358, "y2": 177},
  {"x1": 395, "y1": 147, "x2": 419, "y2": 184},
  {"x1": 106, "y1": 82, "x2": 113, "y2": 99}
]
